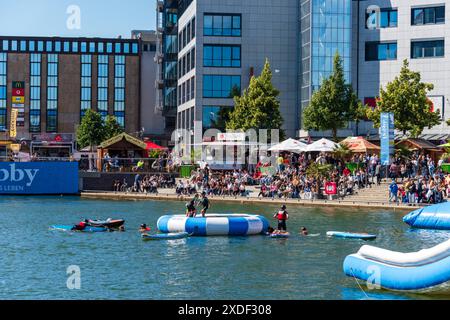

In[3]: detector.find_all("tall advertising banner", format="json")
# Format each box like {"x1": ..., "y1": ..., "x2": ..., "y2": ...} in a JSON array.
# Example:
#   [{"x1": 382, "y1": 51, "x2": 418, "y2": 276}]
[
  {"x1": 9, "y1": 108, "x2": 18, "y2": 138},
  {"x1": 0, "y1": 162, "x2": 79, "y2": 194},
  {"x1": 380, "y1": 112, "x2": 394, "y2": 166}
]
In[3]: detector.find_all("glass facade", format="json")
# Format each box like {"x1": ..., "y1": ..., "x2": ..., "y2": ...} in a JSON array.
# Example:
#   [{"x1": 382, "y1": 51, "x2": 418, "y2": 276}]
[
  {"x1": 310, "y1": 0, "x2": 352, "y2": 92},
  {"x1": 203, "y1": 75, "x2": 241, "y2": 98},
  {"x1": 30, "y1": 54, "x2": 41, "y2": 132},
  {"x1": 0, "y1": 53, "x2": 6, "y2": 131},
  {"x1": 80, "y1": 55, "x2": 92, "y2": 118},
  {"x1": 97, "y1": 55, "x2": 109, "y2": 119},
  {"x1": 114, "y1": 55, "x2": 126, "y2": 127},
  {"x1": 46, "y1": 54, "x2": 58, "y2": 132}
]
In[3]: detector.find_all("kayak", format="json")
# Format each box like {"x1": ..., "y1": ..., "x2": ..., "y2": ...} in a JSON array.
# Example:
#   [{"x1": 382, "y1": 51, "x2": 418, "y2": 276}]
[
  {"x1": 270, "y1": 232, "x2": 290, "y2": 238},
  {"x1": 50, "y1": 225, "x2": 108, "y2": 233},
  {"x1": 142, "y1": 232, "x2": 190, "y2": 241},
  {"x1": 87, "y1": 219, "x2": 125, "y2": 229},
  {"x1": 327, "y1": 231, "x2": 377, "y2": 240}
]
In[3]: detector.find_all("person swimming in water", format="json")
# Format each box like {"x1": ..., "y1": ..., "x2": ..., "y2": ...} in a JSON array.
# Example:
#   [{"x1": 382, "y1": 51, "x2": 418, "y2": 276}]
[
  {"x1": 139, "y1": 224, "x2": 151, "y2": 233},
  {"x1": 300, "y1": 226, "x2": 309, "y2": 236},
  {"x1": 72, "y1": 219, "x2": 89, "y2": 231}
]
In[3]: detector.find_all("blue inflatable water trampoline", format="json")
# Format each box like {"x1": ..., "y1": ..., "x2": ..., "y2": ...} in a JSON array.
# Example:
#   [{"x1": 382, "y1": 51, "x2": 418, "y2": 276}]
[
  {"x1": 157, "y1": 214, "x2": 269, "y2": 236},
  {"x1": 403, "y1": 202, "x2": 450, "y2": 230},
  {"x1": 343, "y1": 239, "x2": 450, "y2": 294}
]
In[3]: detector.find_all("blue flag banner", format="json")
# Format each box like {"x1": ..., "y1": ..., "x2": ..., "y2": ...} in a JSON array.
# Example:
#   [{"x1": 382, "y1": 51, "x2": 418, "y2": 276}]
[
  {"x1": 0, "y1": 162, "x2": 79, "y2": 194},
  {"x1": 380, "y1": 112, "x2": 395, "y2": 166}
]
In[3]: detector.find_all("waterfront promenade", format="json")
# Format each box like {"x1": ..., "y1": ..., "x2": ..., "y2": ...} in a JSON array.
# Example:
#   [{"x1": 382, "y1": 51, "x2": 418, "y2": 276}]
[{"x1": 80, "y1": 184, "x2": 423, "y2": 211}]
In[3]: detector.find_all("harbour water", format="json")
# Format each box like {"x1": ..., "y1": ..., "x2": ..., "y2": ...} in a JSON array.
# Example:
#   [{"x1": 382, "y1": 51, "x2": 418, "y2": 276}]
[{"x1": 0, "y1": 196, "x2": 449, "y2": 300}]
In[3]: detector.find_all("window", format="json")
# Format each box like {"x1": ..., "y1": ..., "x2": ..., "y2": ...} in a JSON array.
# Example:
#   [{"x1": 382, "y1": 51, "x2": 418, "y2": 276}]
[
  {"x1": 412, "y1": 40, "x2": 445, "y2": 58},
  {"x1": 20, "y1": 40, "x2": 27, "y2": 51},
  {"x1": 72, "y1": 41, "x2": 79, "y2": 53},
  {"x1": 365, "y1": 42, "x2": 397, "y2": 61},
  {"x1": 29, "y1": 41, "x2": 35, "y2": 52},
  {"x1": 203, "y1": 75, "x2": 241, "y2": 98},
  {"x1": 114, "y1": 55, "x2": 126, "y2": 127},
  {"x1": 0, "y1": 53, "x2": 6, "y2": 131},
  {"x1": 30, "y1": 54, "x2": 41, "y2": 132},
  {"x1": 2, "y1": 40, "x2": 8, "y2": 51},
  {"x1": 204, "y1": 14, "x2": 241, "y2": 36},
  {"x1": 81, "y1": 42, "x2": 87, "y2": 53},
  {"x1": 132, "y1": 43, "x2": 139, "y2": 54},
  {"x1": 204, "y1": 45, "x2": 241, "y2": 67},
  {"x1": 64, "y1": 41, "x2": 70, "y2": 52},
  {"x1": 46, "y1": 41, "x2": 52, "y2": 52},
  {"x1": 46, "y1": 54, "x2": 58, "y2": 132},
  {"x1": 366, "y1": 8, "x2": 398, "y2": 28},
  {"x1": 55, "y1": 41, "x2": 61, "y2": 52},
  {"x1": 80, "y1": 55, "x2": 92, "y2": 118},
  {"x1": 202, "y1": 106, "x2": 231, "y2": 131},
  {"x1": 98, "y1": 55, "x2": 109, "y2": 118},
  {"x1": 412, "y1": 6, "x2": 445, "y2": 25}
]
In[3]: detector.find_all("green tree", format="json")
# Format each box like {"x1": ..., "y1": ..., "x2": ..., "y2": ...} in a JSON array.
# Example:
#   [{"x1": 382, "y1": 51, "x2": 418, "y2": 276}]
[
  {"x1": 332, "y1": 143, "x2": 352, "y2": 161},
  {"x1": 104, "y1": 115, "x2": 124, "y2": 140},
  {"x1": 76, "y1": 109, "x2": 105, "y2": 149},
  {"x1": 367, "y1": 59, "x2": 441, "y2": 137},
  {"x1": 303, "y1": 52, "x2": 360, "y2": 141},
  {"x1": 226, "y1": 59, "x2": 285, "y2": 140}
]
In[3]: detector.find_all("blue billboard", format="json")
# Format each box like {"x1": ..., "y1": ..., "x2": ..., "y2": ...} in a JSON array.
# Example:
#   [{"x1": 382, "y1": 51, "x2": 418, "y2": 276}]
[
  {"x1": 0, "y1": 162, "x2": 79, "y2": 195},
  {"x1": 380, "y1": 112, "x2": 395, "y2": 166}
]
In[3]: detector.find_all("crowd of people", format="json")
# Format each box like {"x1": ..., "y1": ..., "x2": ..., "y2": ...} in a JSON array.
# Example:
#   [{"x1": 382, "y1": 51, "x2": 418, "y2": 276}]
[
  {"x1": 178, "y1": 152, "x2": 449, "y2": 204},
  {"x1": 112, "y1": 174, "x2": 176, "y2": 193},
  {"x1": 388, "y1": 154, "x2": 449, "y2": 204}
]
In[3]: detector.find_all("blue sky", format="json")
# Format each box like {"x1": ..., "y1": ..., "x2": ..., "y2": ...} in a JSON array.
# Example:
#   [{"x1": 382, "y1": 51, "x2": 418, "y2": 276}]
[{"x1": 0, "y1": 0, "x2": 156, "y2": 38}]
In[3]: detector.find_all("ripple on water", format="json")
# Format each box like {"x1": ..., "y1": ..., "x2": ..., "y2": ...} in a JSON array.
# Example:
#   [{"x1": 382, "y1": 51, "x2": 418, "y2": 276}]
[{"x1": 0, "y1": 196, "x2": 449, "y2": 300}]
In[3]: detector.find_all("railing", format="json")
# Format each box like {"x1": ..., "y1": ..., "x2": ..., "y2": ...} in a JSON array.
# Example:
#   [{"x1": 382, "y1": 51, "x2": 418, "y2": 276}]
[{"x1": 0, "y1": 156, "x2": 179, "y2": 173}]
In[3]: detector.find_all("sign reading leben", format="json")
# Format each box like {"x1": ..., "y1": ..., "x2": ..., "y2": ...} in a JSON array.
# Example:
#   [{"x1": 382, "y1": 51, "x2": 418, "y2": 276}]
[{"x1": 0, "y1": 162, "x2": 79, "y2": 194}]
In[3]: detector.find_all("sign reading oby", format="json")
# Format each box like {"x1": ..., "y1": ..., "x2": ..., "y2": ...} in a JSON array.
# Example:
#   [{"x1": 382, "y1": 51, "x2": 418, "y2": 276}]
[{"x1": 0, "y1": 162, "x2": 79, "y2": 194}]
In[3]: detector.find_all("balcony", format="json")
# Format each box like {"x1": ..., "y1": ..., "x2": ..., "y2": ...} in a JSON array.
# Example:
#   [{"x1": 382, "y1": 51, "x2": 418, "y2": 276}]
[{"x1": 155, "y1": 79, "x2": 164, "y2": 90}]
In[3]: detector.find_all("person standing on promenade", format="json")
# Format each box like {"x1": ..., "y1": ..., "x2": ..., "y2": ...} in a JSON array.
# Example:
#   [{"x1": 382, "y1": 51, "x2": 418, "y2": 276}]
[
  {"x1": 273, "y1": 205, "x2": 289, "y2": 233},
  {"x1": 389, "y1": 179, "x2": 399, "y2": 203}
]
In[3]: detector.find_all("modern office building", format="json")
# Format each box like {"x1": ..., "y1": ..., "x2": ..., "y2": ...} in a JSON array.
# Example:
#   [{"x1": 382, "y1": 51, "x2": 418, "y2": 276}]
[
  {"x1": 354, "y1": 0, "x2": 450, "y2": 140},
  {"x1": 131, "y1": 30, "x2": 168, "y2": 145},
  {"x1": 156, "y1": 0, "x2": 179, "y2": 140},
  {"x1": 0, "y1": 36, "x2": 141, "y2": 155},
  {"x1": 157, "y1": 0, "x2": 450, "y2": 142},
  {"x1": 157, "y1": 0, "x2": 300, "y2": 141}
]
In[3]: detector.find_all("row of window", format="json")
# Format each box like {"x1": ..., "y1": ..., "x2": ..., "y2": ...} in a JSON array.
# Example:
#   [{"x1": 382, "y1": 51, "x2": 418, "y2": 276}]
[
  {"x1": 203, "y1": 75, "x2": 241, "y2": 99},
  {"x1": 98, "y1": 55, "x2": 109, "y2": 118},
  {"x1": 177, "y1": 107, "x2": 195, "y2": 131},
  {"x1": 202, "y1": 105, "x2": 231, "y2": 131},
  {"x1": 0, "y1": 53, "x2": 6, "y2": 130},
  {"x1": 366, "y1": 5, "x2": 445, "y2": 29},
  {"x1": 178, "y1": 76, "x2": 195, "y2": 105},
  {"x1": 0, "y1": 39, "x2": 139, "y2": 55},
  {"x1": 204, "y1": 45, "x2": 241, "y2": 68},
  {"x1": 365, "y1": 39, "x2": 445, "y2": 61},
  {"x1": 114, "y1": 56, "x2": 126, "y2": 127},
  {"x1": 204, "y1": 14, "x2": 241, "y2": 37},
  {"x1": 80, "y1": 55, "x2": 92, "y2": 117},
  {"x1": 46, "y1": 54, "x2": 58, "y2": 132},
  {"x1": 179, "y1": 17, "x2": 196, "y2": 51},
  {"x1": 178, "y1": 47, "x2": 195, "y2": 78},
  {"x1": 29, "y1": 54, "x2": 41, "y2": 132}
]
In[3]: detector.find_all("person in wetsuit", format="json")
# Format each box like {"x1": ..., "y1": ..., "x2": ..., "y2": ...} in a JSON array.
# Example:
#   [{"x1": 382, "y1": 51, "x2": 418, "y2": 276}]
[{"x1": 198, "y1": 192, "x2": 210, "y2": 218}]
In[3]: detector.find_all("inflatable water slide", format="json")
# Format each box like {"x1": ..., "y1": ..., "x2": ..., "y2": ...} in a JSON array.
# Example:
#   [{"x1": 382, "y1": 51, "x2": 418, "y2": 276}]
[
  {"x1": 343, "y1": 239, "x2": 450, "y2": 294},
  {"x1": 403, "y1": 202, "x2": 450, "y2": 230}
]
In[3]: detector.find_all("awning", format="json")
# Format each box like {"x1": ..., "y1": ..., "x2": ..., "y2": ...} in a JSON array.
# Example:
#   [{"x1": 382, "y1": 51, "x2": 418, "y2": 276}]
[
  {"x1": 145, "y1": 141, "x2": 167, "y2": 150},
  {"x1": 100, "y1": 133, "x2": 147, "y2": 149}
]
